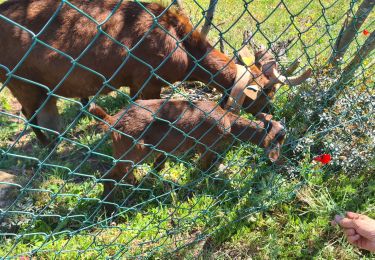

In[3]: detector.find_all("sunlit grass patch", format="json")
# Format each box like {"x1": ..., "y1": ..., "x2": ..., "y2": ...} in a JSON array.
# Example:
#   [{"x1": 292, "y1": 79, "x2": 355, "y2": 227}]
[{"x1": 0, "y1": 0, "x2": 374, "y2": 258}]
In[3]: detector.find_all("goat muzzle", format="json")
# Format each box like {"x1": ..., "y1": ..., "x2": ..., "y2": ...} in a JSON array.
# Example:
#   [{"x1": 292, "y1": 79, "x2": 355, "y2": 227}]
[{"x1": 259, "y1": 117, "x2": 286, "y2": 163}]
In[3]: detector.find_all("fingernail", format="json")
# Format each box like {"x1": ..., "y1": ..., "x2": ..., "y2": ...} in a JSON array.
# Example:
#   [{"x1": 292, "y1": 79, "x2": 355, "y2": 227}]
[{"x1": 334, "y1": 215, "x2": 343, "y2": 223}]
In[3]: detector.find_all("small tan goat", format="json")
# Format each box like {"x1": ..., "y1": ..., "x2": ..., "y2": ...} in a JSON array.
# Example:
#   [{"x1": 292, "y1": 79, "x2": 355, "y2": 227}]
[{"x1": 89, "y1": 100, "x2": 286, "y2": 203}]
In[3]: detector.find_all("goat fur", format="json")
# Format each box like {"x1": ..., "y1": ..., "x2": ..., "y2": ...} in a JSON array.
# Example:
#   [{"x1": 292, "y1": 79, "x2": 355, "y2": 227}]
[
  {"x1": 89, "y1": 99, "x2": 286, "y2": 202},
  {"x1": 0, "y1": 0, "x2": 271, "y2": 145}
]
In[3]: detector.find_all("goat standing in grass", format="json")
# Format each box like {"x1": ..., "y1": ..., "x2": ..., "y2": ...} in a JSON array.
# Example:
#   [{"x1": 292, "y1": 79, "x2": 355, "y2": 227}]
[
  {"x1": 89, "y1": 100, "x2": 286, "y2": 204},
  {"x1": 0, "y1": 0, "x2": 309, "y2": 145}
]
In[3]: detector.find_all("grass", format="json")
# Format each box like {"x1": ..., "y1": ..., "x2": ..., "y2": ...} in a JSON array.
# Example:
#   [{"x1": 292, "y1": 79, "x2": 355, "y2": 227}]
[{"x1": 0, "y1": 0, "x2": 374, "y2": 258}]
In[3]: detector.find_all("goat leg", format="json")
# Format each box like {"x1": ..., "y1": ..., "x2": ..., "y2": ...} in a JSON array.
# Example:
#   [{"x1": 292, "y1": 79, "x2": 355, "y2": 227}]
[
  {"x1": 153, "y1": 154, "x2": 168, "y2": 172},
  {"x1": 21, "y1": 108, "x2": 50, "y2": 146}
]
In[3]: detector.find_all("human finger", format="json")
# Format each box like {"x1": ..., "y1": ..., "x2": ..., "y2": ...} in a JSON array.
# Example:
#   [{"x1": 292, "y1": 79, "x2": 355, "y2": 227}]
[
  {"x1": 334, "y1": 215, "x2": 343, "y2": 224},
  {"x1": 335, "y1": 216, "x2": 356, "y2": 229},
  {"x1": 346, "y1": 212, "x2": 361, "y2": 219},
  {"x1": 344, "y1": 228, "x2": 357, "y2": 236},
  {"x1": 346, "y1": 212, "x2": 368, "y2": 220},
  {"x1": 346, "y1": 234, "x2": 361, "y2": 244}
]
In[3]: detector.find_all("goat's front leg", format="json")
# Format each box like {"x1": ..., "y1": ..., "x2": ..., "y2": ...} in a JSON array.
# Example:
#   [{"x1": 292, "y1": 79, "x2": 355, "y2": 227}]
[
  {"x1": 102, "y1": 163, "x2": 137, "y2": 197},
  {"x1": 141, "y1": 85, "x2": 162, "y2": 99},
  {"x1": 9, "y1": 84, "x2": 59, "y2": 146},
  {"x1": 36, "y1": 97, "x2": 60, "y2": 134},
  {"x1": 130, "y1": 80, "x2": 162, "y2": 100},
  {"x1": 21, "y1": 107, "x2": 50, "y2": 146},
  {"x1": 153, "y1": 154, "x2": 167, "y2": 172},
  {"x1": 197, "y1": 151, "x2": 216, "y2": 172},
  {"x1": 101, "y1": 162, "x2": 138, "y2": 213}
]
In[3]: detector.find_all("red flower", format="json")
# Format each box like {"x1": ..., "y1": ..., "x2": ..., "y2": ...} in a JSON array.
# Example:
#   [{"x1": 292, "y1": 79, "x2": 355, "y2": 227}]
[
  {"x1": 313, "y1": 154, "x2": 331, "y2": 165},
  {"x1": 363, "y1": 29, "x2": 370, "y2": 36}
]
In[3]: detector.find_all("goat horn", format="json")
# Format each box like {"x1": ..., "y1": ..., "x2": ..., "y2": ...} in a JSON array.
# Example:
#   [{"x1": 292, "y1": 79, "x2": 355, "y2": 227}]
[
  {"x1": 225, "y1": 64, "x2": 254, "y2": 113},
  {"x1": 270, "y1": 67, "x2": 312, "y2": 86},
  {"x1": 285, "y1": 59, "x2": 301, "y2": 76}
]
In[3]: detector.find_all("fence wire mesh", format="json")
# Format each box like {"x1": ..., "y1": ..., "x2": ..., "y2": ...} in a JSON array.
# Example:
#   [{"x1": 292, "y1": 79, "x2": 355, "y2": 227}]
[{"x1": 0, "y1": 0, "x2": 374, "y2": 258}]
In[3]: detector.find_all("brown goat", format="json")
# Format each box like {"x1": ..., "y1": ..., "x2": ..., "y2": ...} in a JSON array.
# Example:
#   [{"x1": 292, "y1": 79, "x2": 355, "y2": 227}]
[
  {"x1": 0, "y1": 0, "x2": 306, "y2": 145},
  {"x1": 89, "y1": 99, "x2": 286, "y2": 203}
]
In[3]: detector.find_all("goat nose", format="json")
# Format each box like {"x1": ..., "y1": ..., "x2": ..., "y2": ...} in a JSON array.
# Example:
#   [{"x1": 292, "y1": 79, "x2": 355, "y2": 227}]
[{"x1": 274, "y1": 122, "x2": 286, "y2": 137}]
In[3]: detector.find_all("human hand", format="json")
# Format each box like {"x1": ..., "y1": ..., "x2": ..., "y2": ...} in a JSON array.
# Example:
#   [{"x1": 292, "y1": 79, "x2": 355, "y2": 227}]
[{"x1": 333, "y1": 212, "x2": 375, "y2": 252}]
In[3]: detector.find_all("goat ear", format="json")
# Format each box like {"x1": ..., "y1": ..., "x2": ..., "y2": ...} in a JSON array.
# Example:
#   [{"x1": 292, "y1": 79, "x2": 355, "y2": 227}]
[
  {"x1": 243, "y1": 85, "x2": 260, "y2": 100},
  {"x1": 238, "y1": 46, "x2": 255, "y2": 67}
]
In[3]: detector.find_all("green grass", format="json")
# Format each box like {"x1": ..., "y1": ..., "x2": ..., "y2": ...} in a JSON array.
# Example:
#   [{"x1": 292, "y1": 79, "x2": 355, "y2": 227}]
[{"x1": 1, "y1": 0, "x2": 374, "y2": 258}]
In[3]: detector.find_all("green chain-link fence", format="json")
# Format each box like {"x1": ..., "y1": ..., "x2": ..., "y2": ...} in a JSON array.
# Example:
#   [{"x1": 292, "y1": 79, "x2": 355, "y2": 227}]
[{"x1": 0, "y1": 0, "x2": 374, "y2": 258}]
